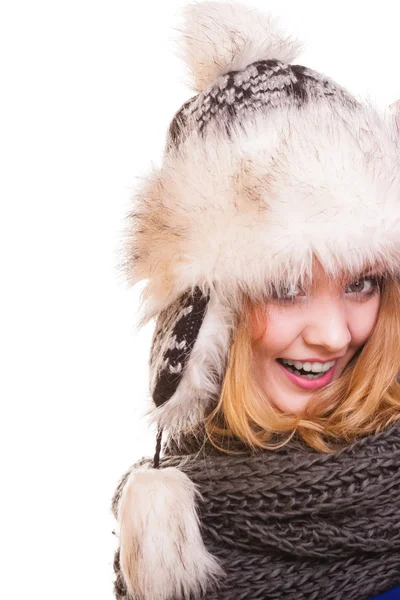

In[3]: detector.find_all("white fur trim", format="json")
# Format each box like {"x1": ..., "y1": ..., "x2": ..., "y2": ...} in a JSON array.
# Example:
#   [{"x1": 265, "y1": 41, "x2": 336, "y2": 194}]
[
  {"x1": 118, "y1": 466, "x2": 225, "y2": 600},
  {"x1": 175, "y1": 0, "x2": 304, "y2": 92},
  {"x1": 390, "y1": 99, "x2": 400, "y2": 134},
  {"x1": 122, "y1": 95, "x2": 400, "y2": 317},
  {"x1": 390, "y1": 99, "x2": 400, "y2": 114}
]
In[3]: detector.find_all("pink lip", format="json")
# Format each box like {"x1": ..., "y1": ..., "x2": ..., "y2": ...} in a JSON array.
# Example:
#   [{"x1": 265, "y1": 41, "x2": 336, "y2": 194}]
[
  {"x1": 276, "y1": 360, "x2": 337, "y2": 390},
  {"x1": 280, "y1": 357, "x2": 341, "y2": 364}
]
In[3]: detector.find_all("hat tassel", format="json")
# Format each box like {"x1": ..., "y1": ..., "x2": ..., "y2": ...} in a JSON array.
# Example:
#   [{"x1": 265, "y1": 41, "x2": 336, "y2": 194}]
[{"x1": 117, "y1": 426, "x2": 225, "y2": 600}]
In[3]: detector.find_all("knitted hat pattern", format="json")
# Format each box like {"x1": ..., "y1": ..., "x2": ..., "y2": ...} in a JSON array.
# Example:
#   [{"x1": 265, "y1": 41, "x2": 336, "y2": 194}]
[{"x1": 166, "y1": 50, "x2": 359, "y2": 151}]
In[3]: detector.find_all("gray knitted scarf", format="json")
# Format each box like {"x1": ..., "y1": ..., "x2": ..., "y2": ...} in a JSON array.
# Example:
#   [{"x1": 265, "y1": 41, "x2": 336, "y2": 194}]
[{"x1": 111, "y1": 420, "x2": 400, "y2": 600}]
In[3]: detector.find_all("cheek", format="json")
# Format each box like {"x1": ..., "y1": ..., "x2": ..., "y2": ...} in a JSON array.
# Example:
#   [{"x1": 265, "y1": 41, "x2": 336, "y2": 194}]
[
  {"x1": 347, "y1": 297, "x2": 381, "y2": 345},
  {"x1": 251, "y1": 305, "x2": 302, "y2": 354}
]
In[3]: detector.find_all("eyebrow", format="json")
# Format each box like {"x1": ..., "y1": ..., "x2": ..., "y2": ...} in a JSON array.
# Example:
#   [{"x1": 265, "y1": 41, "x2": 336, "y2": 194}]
[
  {"x1": 294, "y1": 267, "x2": 383, "y2": 289},
  {"x1": 353, "y1": 265, "x2": 385, "y2": 279}
]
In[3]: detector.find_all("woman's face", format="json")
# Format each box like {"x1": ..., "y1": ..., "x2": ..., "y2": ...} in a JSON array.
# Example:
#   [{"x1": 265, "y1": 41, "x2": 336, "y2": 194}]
[{"x1": 250, "y1": 261, "x2": 382, "y2": 414}]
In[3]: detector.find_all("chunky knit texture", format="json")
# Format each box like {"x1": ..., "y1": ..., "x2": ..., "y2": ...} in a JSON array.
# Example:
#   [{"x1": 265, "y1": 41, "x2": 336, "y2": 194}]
[
  {"x1": 166, "y1": 59, "x2": 359, "y2": 151},
  {"x1": 111, "y1": 420, "x2": 400, "y2": 600},
  {"x1": 149, "y1": 287, "x2": 211, "y2": 409}
]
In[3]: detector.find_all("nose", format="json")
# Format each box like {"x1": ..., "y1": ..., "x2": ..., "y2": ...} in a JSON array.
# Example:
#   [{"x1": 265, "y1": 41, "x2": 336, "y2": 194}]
[{"x1": 301, "y1": 296, "x2": 351, "y2": 355}]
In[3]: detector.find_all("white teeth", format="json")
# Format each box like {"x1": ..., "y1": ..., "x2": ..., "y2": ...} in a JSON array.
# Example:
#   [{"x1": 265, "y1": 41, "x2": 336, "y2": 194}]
[{"x1": 282, "y1": 358, "x2": 336, "y2": 373}]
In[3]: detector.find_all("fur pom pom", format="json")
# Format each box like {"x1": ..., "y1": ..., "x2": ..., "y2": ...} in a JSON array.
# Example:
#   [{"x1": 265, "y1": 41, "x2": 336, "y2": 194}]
[
  {"x1": 175, "y1": 0, "x2": 304, "y2": 91},
  {"x1": 117, "y1": 466, "x2": 225, "y2": 600}
]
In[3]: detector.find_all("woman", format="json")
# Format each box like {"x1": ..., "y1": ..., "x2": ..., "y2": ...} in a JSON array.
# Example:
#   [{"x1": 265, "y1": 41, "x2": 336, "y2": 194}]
[{"x1": 111, "y1": 2, "x2": 400, "y2": 598}]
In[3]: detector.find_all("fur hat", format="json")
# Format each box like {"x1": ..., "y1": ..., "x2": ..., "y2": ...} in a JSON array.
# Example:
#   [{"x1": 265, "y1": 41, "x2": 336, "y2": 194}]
[{"x1": 114, "y1": 3, "x2": 400, "y2": 598}]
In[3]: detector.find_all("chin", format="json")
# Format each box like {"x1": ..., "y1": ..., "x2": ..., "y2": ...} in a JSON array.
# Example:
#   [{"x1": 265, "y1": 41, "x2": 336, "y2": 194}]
[{"x1": 272, "y1": 395, "x2": 311, "y2": 415}]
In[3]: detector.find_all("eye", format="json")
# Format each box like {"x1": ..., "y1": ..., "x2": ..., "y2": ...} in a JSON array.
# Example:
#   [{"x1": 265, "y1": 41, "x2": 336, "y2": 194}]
[
  {"x1": 270, "y1": 275, "x2": 381, "y2": 304},
  {"x1": 345, "y1": 275, "x2": 380, "y2": 297},
  {"x1": 271, "y1": 282, "x2": 305, "y2": 303}
]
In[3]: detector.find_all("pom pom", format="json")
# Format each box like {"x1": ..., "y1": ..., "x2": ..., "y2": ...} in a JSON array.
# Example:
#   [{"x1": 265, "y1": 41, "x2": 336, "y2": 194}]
[
  {"x1": 175, "y1": 0, "x2": 305, "y2": 92},
  {"x1": 117, "y1": 465, "x2": 225, "y2": 599}
]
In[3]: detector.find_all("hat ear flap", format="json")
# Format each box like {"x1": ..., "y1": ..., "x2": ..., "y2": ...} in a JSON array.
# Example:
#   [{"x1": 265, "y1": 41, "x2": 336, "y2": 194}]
[
  {"x1": 146, "y1": 286, "x2": 234, "y2": 438},
  {"x1": 150, "y1": 286, "x2": 211, "y2": 409},
  {"x1": 116, "y1": 464, "x2": 225, "y2": 600}
]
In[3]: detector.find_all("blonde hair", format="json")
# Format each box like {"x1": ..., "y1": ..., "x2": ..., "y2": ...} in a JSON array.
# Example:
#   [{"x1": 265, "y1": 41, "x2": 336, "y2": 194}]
[{"x1": 204, "y1": 277, "x2": 400, "y2": 453}]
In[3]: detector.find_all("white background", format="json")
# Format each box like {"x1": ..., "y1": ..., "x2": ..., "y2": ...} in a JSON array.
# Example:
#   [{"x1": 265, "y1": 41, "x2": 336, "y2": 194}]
[{"x1": 1, "y1": 0, "x2": 399, "y2": 598}]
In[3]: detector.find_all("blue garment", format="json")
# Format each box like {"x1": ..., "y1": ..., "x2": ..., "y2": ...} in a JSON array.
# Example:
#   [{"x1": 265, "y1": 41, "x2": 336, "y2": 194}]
[{"x1": 370, "y1": 586, "x2": 400, "y2": 599}]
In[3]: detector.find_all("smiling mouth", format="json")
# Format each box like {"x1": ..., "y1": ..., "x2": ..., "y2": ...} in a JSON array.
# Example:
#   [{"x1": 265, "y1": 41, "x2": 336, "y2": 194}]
[{"x1": 276, "y1": 358, "x2": 331, "y2": 380}]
